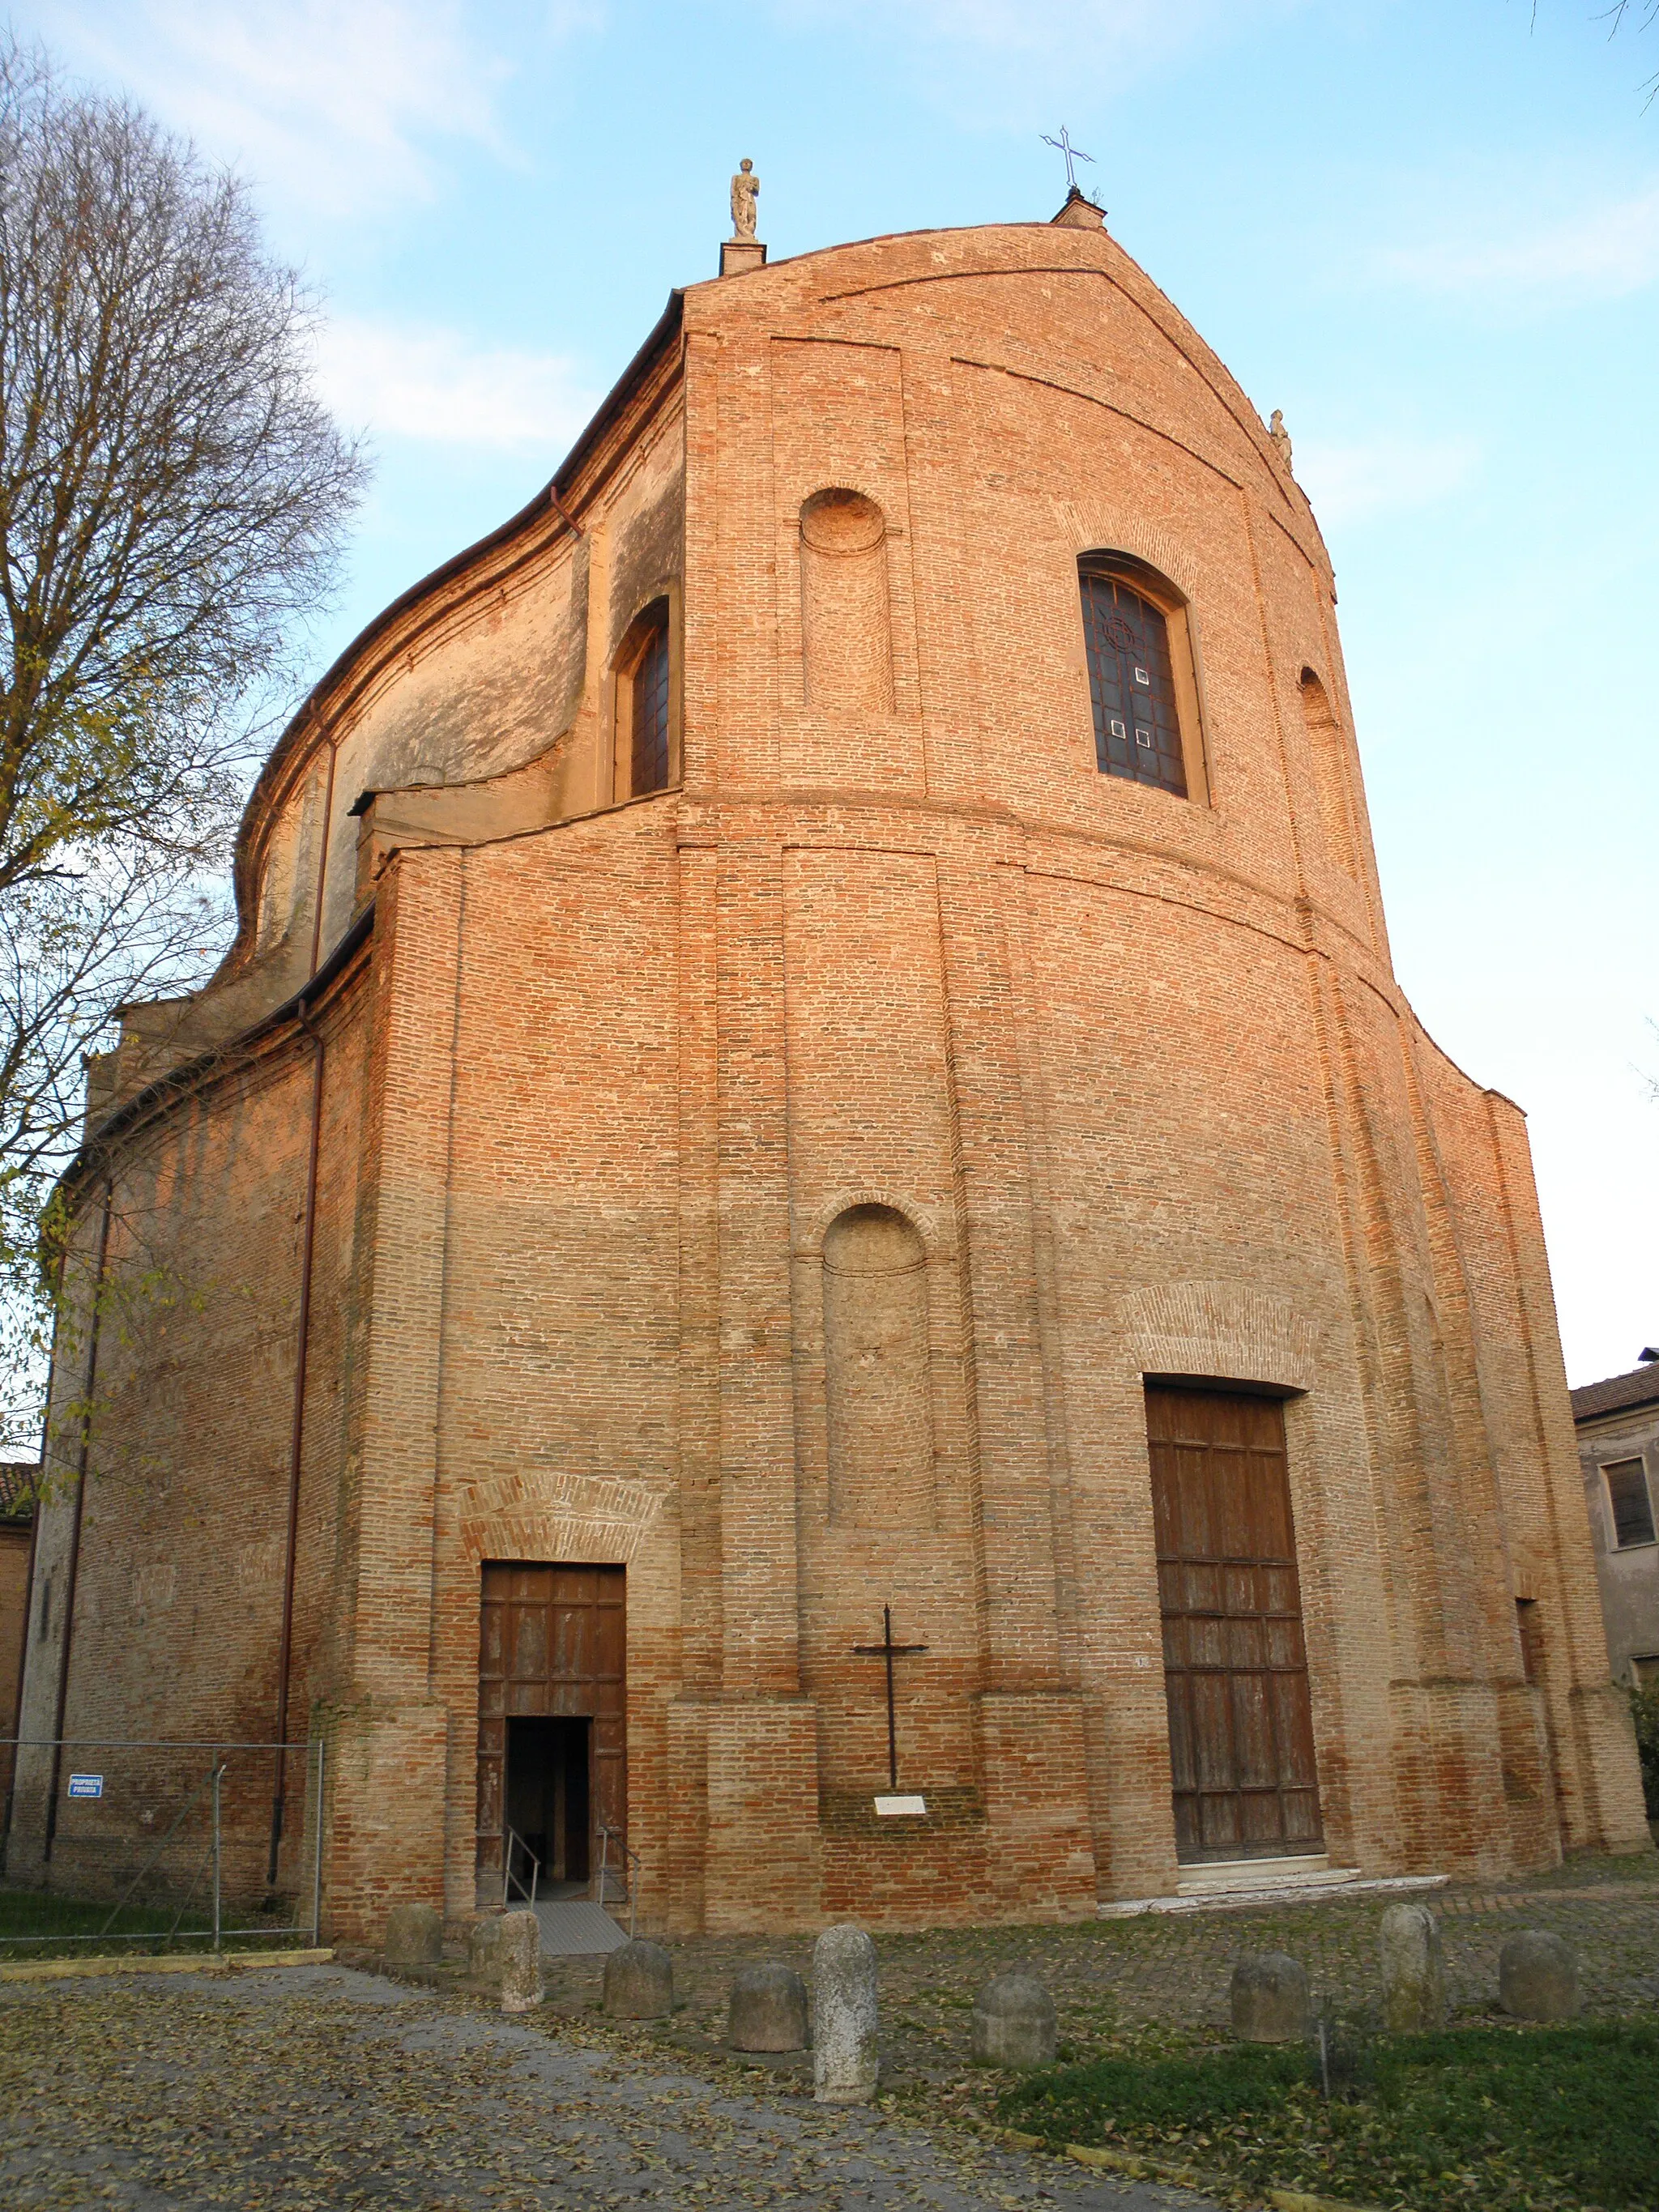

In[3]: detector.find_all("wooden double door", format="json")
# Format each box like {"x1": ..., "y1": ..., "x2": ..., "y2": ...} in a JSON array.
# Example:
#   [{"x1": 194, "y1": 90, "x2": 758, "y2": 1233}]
[
  {"x1": 1146, "y1": 1386, "x2": 1324, "y2": 1863},
  {"x1": 476, "y1": 1564, "x2": 625, "y2": 1898}
]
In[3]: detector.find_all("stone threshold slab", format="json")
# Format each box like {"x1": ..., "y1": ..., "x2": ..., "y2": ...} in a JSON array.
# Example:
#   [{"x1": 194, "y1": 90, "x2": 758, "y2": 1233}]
[
  {"x1": 1099, "y1": 1873, "x2": 1448, "y2": 1918},
  {"x1": 1178, "y1": 1854, "x2": 1332, "y2": 1894}
]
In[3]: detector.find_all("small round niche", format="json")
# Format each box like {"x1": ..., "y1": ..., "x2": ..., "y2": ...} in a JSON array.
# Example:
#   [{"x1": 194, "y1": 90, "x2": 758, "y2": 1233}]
[{"x1": 800, "y1": 488, "x2": 886, "y2": 556}]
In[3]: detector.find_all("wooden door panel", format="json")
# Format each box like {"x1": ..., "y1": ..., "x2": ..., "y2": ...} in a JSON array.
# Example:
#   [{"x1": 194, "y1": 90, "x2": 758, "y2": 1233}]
[
  {"x1": 1231, "y1": 1677, "x2": 1277, "y2": 1785},
  {"x1": 476, "y1": 1562, "x2": 626, "y2": 1892},
  {"x1": 1190, "y1": 1674, "x2": 1235, "y2": 1784},
  {"x1": 1146, "y1": 1385, "x2": 1324, "y2": 1864}
]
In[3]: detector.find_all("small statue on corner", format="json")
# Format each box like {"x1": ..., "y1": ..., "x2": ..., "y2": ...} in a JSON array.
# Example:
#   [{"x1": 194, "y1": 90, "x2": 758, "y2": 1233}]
[
  {"x1": 1269, "y1": 408, "x2": 1294, "y2": 473},
  {"x1": 731, "y1": 158, "x2": 760, "y2": 241}
]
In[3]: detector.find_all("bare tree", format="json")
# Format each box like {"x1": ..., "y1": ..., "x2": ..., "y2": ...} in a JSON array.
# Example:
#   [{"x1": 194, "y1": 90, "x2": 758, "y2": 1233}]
[
  {"x1": 1529, "y1": 3, "x2": 1659, "y2": 103},
  {"x1": 1600, "y1": 0, "x2": 1659, "y2": 102},
  {"x1": 0, "y1": 35, "x2": 367, "y2": 1453}
]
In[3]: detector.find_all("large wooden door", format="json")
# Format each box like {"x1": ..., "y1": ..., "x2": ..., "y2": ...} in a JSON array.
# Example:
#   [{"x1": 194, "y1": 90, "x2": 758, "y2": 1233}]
[
  {"x1": 1146, "y1": 1386, "x2": 1323, "y2": 1863},
  {"x1": 476, "y1": 1564, "x2": 625, "y2": 1894}
]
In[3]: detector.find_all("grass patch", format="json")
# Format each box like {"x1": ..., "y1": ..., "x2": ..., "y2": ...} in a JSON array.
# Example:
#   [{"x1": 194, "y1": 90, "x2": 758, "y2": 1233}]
[
  {"x1": 0, "y1": 1886, "x2": 301, "y2": 1959},
  {"x1": 998, "y1": 2022, "x2": 1659, "y2": 2211}
]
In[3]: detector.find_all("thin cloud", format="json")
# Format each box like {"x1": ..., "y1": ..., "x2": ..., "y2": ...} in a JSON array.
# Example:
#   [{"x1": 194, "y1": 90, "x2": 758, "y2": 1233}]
[
  {"x1": 315, "y1": 318, "x2": 598, "y2": 453},
  {"x1": 35, "y1": 0, "x2": 514, "y2": 219},
  {"x1": 791, "y1": 0, "x2": 1302, "y2": 60},
  {"x1": 1380, "y1": 183, "x2": 1659, "y2": 299},
  {"x1": 1294, "y1": 433, "x2": 1479, "y2": 526},
  {"x1": 778, "y1": 0, "x2": 1311, "y2": 111}
]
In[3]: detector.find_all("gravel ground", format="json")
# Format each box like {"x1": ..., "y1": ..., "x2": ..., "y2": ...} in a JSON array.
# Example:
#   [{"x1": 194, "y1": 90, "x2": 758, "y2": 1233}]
[
  {"x1": 3, "y1": 1856, "x2": 1653, "y2": 2212},
  {"x1": 0, "y1": 1964, "x2": 1219, "y2": 2212},
  {"x1": 545, "y1": 1855, "x2": 1659, "y2": 2086}
]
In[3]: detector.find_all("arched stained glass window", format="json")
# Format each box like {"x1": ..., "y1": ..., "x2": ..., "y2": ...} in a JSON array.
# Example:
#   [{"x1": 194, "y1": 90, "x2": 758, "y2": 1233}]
[
  {"x1": 1079, "y1": 565, "x2": 1188, "y2": 798},
  {"x1": 628, "y1": 607, "x2": 671, "y2": 796}
]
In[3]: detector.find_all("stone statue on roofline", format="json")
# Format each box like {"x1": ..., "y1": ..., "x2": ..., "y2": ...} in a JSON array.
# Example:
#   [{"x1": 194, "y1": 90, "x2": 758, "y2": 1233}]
[
  {"x1": 1269, "y1": 409, "x2": 1294, "y2": 472},
  {"x1": 731, "y1": 159, "x2": 759, "y2": 241}
]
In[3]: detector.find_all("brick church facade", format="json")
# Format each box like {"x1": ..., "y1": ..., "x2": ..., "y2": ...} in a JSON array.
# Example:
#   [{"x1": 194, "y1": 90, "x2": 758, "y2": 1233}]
[{"x1": 10, "y1": 202, "x2": 1648, "y2": 1939}]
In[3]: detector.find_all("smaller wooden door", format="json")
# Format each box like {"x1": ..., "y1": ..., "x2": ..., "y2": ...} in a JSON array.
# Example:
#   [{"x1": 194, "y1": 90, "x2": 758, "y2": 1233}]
[
  {"x1": 476, "y1": 1564, "x2": 625, "y2": 1894},
  {"x1": 1146, "y1": 1386, "x2": 1323, "y2": 1863}
]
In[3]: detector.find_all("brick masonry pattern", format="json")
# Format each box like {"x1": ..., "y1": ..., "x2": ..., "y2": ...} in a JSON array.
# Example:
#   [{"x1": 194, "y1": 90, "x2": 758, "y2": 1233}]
[{"x1": 10, "y1": 219, "x2": 1648, "y2": 1941}]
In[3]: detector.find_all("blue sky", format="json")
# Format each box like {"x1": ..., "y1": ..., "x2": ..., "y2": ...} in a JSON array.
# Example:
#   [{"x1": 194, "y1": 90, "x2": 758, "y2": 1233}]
[{"x1": 23, "y1": 1, "x2": 1659, "y2": 1385}]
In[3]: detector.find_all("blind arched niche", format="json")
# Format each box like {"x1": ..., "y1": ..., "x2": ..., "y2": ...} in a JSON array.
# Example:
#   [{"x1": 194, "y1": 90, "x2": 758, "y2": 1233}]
[
  {"x1": 800, "y1": 488, "x2": 893, "y2": 714},
  {"x1": 822, "y1": 1204, "x2": 934, "y2": 1528},
  {"x1": 1299, "y1": 668, "x2": 1358, "y2": 876}
]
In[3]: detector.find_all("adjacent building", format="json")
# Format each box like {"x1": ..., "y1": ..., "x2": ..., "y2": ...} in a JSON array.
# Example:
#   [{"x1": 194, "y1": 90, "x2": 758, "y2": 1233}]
[{"x1": 1572, "y1": 1356, "x2": 1659, "y2": 1689}]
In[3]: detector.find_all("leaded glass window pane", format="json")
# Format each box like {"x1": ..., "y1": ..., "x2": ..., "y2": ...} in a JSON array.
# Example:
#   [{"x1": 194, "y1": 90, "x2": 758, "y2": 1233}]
[
  {"x1": 630, "y1": 618, "x2": 671, "y2": 795},
  {"x1": 1080, "y1": 569, "x2": 1187, "y2": 797}
]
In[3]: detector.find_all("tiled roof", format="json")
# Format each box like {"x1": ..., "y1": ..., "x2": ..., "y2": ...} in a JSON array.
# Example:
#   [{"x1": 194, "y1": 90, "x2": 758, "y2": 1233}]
[
  {"x1": 1571, "y1": 1364, "x2": 1659, "y2": 1423},
  {"x1": 0, "y1": 1460, "x2": 38, "y2": 1520}
]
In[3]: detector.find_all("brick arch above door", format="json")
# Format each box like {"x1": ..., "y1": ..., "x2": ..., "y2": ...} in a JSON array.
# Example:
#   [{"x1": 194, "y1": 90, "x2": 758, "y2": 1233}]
[
  {"x1": 1114, "y1": 1280, "x2": 1319, "y2": 1395},
  {"x1": 459, "y1": 1471, "x2": 663, "y2": 1565}
]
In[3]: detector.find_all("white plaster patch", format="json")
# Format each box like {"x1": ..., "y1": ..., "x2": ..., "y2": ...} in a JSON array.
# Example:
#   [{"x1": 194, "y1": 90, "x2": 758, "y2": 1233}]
[
  {"x1": 130, "y1": 1562, "x2": 178, "y2": 1614},
  {"x1": 235, "y1": 1536, "x2": 285, "y2": 1591}
]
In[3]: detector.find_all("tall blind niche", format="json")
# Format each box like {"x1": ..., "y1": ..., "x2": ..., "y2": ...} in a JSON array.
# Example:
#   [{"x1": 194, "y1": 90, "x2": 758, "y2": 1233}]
[
  {"x1": 1299, "y1": 669, "x2": 1358, "y2": 876},
  {"x1": 800, "y1": 488, "x2": 894, "y2": 714},
  {"x1": 822, "y1": 1204, "x2": 934, "y2": 1528}
]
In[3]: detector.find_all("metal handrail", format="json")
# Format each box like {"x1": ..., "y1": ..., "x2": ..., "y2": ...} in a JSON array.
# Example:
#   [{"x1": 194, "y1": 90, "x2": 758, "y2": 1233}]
[
  {"x1": 595, "y1": 1823, "x2": 641, "y2": 1938},
  {"x1": 502, "y1": 1825, "x2": 541, "y2": 1908}
]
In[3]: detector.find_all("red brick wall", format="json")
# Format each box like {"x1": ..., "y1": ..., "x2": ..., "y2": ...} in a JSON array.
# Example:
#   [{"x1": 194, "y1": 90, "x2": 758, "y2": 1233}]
[
  {"x1": 0, "y1": 1519, "x2": 32, "y2": 1801},
  {"x1": 12, "y1": 219, "x2": 1646, "y2": 1940}
]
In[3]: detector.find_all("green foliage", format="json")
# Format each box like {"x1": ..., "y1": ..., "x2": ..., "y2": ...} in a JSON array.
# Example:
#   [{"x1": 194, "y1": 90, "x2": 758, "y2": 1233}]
[
  {"x1": 1627, "y1": 1681, "x2": 1659, "y2": 1818},
  {"x1": 1000, "y1": 2022, "x2": 1659, "y2": 2211}
]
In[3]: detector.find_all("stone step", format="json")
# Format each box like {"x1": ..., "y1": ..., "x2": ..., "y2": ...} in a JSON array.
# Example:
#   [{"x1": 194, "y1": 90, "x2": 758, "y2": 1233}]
[
  {"x1": 1100, "y1": 1870, "x2": 1448, "y2": 1919},
  {"x1": 1176, "y1": 1853, "x2": 1336, "y2": 1895}
]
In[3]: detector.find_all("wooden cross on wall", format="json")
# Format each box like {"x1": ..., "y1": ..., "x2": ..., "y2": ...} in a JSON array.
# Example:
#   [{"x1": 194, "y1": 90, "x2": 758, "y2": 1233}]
[{"x1": 851, "y1": 1606, "x2": 929, "y2": 1792}]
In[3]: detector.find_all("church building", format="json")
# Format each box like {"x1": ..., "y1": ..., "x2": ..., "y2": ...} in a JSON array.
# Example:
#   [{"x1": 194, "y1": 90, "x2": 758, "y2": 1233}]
[{"x1": 9, "y1": 187, "x2": 1648, "y2": 1939}]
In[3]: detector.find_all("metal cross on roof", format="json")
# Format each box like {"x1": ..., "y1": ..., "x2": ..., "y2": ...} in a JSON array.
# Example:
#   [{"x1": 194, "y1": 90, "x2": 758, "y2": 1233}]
[{"x1": 1042, "y1": 126, "x2": 1095, "y2": 194}]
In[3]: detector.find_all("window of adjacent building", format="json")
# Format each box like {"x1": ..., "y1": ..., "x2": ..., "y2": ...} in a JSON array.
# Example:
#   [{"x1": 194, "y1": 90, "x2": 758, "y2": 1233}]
[
  {"x1": 1603, "y1": 1457, "x2": 1657, "y2": 1549},
  {"x1": 1631, "y1": 1654, "x2": 1659, "y2": 1689},
  {"x1": 612, "y1": 598, "x2": 674, "y2": 802},
  {"x1": 1077, "y1": 555, "x2": 1205, "y2": 803}
]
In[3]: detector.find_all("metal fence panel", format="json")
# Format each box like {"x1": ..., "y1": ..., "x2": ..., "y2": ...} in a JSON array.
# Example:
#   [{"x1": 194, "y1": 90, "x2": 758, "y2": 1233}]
[{"x1": 0, "y1": 1738, "x2": 324, "y2": 1958}]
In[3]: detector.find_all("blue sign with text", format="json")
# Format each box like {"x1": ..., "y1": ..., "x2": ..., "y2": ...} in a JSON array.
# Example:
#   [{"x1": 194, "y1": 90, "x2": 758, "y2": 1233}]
[{"x1": 66, "y1": 1773, "x2": 104, "y2": 1800}]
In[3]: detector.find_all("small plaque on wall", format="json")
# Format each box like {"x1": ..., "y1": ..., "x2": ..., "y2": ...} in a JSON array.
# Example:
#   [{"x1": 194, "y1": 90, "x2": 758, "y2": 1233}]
[{"x1": 873, "y1": 1794, "x2": 927, "y2": 1817}]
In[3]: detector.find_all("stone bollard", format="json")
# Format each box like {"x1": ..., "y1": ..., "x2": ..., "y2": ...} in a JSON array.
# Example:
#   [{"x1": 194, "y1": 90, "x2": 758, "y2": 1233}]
[
  {"x1": 728, "y1": 1963, "x2": 810, "y2": 2052},
  {"x1": 1380, "y1": 1903, "x2": 1446, "y2": 2033},
  {"x1": 383, "y1": 1902, "x2": 442, "y2": 1971},
  {"x1": 498, "y1": 1909, "x2": 542, "y2": 2014},
  {"x1": 1230, "y1": 1953, "x2": 1311, "y2": 2043},
  {"x1": 970, "y1": 1972, "x2": 1058, "y2": 2068},
  {"x1": 466, "y1": 1913, "x2": 503, "y2": 1987},
  {"x1": 811, "y1": 1924, "x2": 880, "y2": 2103},
  {"x1": 603, "y1": 1937, "x2": 674, "y2": 2019},
  {"x1": 1499, "y1": 1930, "x2": 1580, "y2": 2022}
]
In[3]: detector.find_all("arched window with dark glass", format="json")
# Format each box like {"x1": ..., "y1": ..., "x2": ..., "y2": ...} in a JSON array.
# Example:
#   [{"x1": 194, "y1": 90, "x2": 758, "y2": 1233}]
[
  {"x1": 612, "y1": 599, "x2": 672, "y2": 802},
  {"x1": 628, "y1": 605, "x2": 671, "y2": 795},
  {"x1": 1078, "y1": 560, "x2": 1188, "y2": 798}
]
